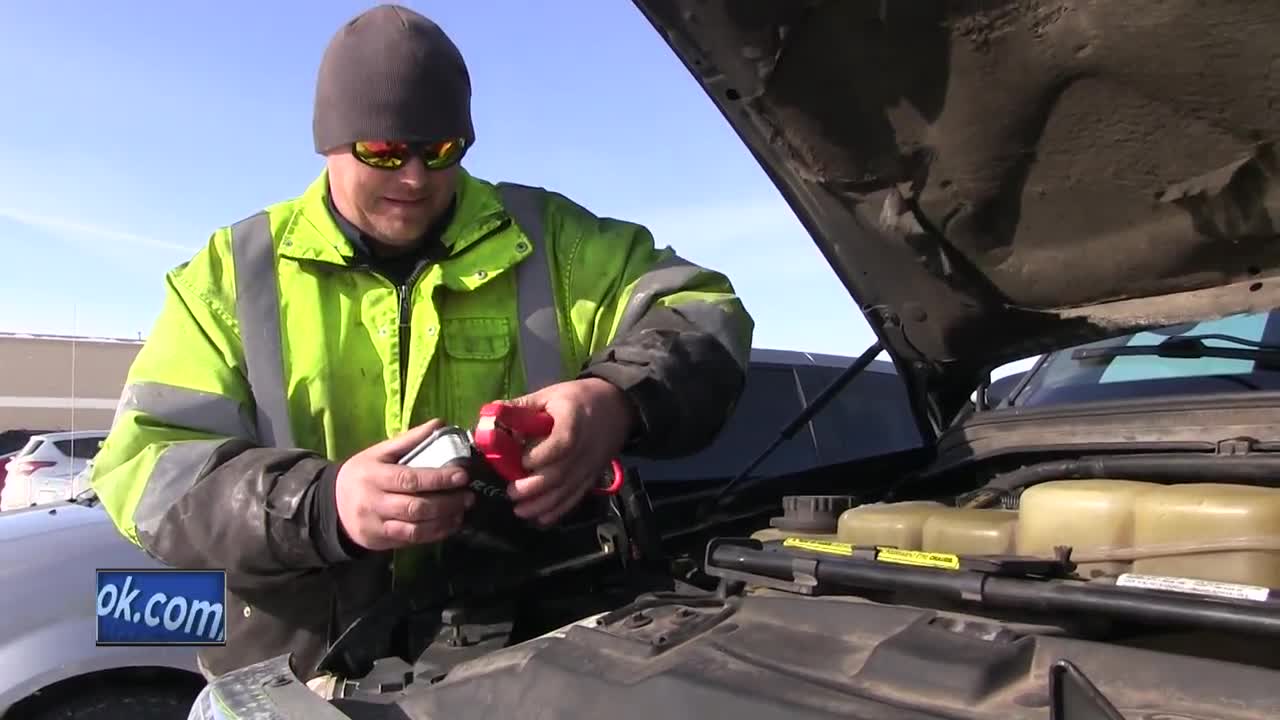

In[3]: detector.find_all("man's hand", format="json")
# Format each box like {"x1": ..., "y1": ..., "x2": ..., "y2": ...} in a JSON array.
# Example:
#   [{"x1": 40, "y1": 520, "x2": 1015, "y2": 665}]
[
  {"x1": 504, "y1": 378, "x2": 635, "y2": 527},
  {"x1": 335, "y1": 420, "x2": 476, "y2": 551}
]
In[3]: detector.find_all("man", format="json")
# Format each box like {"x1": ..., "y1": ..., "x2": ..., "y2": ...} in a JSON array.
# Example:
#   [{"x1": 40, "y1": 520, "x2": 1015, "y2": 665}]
[{"x1": 90, "y1": 4, "x2": 752, "y2": 681}]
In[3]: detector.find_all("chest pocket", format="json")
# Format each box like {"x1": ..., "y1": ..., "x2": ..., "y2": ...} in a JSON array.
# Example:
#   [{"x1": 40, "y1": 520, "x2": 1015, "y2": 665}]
[{"x1": 440, "y1": 316, "x2": 514, "y2": 423}]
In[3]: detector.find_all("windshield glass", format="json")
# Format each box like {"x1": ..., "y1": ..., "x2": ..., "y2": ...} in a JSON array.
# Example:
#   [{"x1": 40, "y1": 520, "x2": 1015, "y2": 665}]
[{"x1": 1012, "y1": 310, "x2": 1280, "y2": 408}]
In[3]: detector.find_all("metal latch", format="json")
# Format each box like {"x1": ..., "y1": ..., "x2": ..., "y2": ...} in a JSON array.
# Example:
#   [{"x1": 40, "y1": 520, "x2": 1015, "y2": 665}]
[{"x1": 1217, "y1": 437, "x2": 1255, "y2": 455}]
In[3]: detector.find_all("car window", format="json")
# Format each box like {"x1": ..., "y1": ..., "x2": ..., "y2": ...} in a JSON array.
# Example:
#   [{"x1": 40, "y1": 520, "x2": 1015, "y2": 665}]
[
  {"x1": 52, "y1": 437, "x2": 104, "y2": 460},
  {"x1": 16, "y1": 437, "x2": 45, "y2": 457},
  {"x1": 796, "y1": 366, "x2": 923, "y2": 464},
  {"x1": 625, "y1": 364, "x2": 818, "y2": 483},
  {"x1": 1015, "y1": 310, "x2": 1280, "y2": 409},
  {"x1": 2, "y1": 433, "x2": 38, "y2": 456}
]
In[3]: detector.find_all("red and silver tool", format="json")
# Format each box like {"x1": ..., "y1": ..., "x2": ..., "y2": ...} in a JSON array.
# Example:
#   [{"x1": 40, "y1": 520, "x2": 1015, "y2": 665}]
[
  {"x1": 473, "y1": 401, "x2": 625, "y2": 495},
  {"x1": 399, "y1": 401, "x2": 625, "y2": 498}
]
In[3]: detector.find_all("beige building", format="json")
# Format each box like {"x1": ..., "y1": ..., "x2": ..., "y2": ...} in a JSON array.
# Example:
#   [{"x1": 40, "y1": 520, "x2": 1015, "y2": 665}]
[{"x1": 0, "y1": 333, "x2": 143, "y2": 432}]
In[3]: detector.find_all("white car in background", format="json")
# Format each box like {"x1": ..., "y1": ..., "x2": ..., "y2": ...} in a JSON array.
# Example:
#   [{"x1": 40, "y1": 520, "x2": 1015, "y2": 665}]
[
  {"x1": 0, "y1": 430, "x2": 108, "y2": 511},
  {"x1": 0, "y1": 492, "x2": 204, "y2": 719}
]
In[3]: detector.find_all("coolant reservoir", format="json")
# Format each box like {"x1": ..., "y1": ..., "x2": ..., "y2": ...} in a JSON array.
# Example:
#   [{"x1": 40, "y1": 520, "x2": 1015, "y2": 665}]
[
  {"x1": 1131, "y1": 483, "x2": 1280, "y2": 588},
  {"x1": 753, "y1": 495, "x2": 856, "y2": 545},
  {"x1": 837, "y1": 501, "x2": 947, "y2": 550},
  {"x1": 922, "y1": 509, "x2": 1019, "y2": 556},
  {"x1": 750, "y1": 528, "x2": 841, "y2": 544},
  {"x1": 1016, "y1": 479, "x2": 1160, "y2": 578}
]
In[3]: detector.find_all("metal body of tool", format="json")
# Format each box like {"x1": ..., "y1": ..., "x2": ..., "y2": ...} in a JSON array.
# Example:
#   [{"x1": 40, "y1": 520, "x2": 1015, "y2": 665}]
[
  {"x1": 398, "y1": 424, "x2": 528, "y2": 555},
  {"x1": 399, "y1": 425, "x2": 510, "y2": 502}
]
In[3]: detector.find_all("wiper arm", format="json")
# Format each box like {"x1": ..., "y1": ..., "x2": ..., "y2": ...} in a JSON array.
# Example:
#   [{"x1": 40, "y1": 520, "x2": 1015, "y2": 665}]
[{"x1": 1071, "y1": 334, "x2": 1280, "y2": 366}]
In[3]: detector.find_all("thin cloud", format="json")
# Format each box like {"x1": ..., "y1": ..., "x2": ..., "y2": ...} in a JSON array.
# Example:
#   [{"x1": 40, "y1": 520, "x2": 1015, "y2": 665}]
[
  {"x1": 634, "y1": 196, "x2": 806, "y2": 255},
  {"x1": 0, "y1": 207, "x2": 197, "y2": 253}
]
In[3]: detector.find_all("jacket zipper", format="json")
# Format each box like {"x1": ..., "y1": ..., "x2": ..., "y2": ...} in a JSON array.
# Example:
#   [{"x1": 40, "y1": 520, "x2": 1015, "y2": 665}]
[
  {"x1": 396, "y1": 262, "x2": 432, "y2": 411},
  {"x1": 387, "y1": 219, "x2": 512, "y2": 408},
  {"x1": 293, "y1": 216, "x2": 513, "y2": 414},
  {"x1": 398, "y1": 282, "x2": 411, "y2": 397},
  {"x1": 307, "y1": 259, "x2": 416, "y2": 410}
]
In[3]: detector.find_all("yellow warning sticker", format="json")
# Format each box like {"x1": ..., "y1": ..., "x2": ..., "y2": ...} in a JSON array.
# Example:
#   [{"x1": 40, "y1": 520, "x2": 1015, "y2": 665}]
[
  {"x1": 876, "y1": 548, "x2": 961, "y2": 570},
  {"x1": 783, "y1": 537, "x2": 855, "y2": 556}
]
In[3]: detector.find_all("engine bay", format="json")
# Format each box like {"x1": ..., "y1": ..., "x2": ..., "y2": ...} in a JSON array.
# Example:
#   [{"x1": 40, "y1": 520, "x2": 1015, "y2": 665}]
[
  {"x1": 762, "y1": 478, "x2": 1280, "y2": 593},
  {"x1": 401, "y1": 469, "x2": 1280, "y2": 719},
  {"x1": 198, "y1": 454, "x2": 1280, "y2": 716}
]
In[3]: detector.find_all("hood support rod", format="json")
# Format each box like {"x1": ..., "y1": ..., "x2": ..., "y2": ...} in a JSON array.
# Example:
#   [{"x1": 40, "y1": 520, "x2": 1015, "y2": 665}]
[{"x1": 708, "y1": 340, "x2": 884, "y2": 513}]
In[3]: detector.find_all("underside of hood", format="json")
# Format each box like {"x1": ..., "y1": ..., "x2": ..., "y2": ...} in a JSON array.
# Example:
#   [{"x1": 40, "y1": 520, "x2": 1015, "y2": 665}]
[{"x1": 629, "y1": 0, "x2": 1280, "y2": 429}]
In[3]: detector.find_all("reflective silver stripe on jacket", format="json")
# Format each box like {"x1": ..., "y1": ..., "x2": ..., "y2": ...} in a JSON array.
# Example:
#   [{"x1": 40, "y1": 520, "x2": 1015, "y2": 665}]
[
  {"x1": 115, "y1": 382, "x2": 252, "y2": 540},
  {"x1": 612, "y1": 253, "x2": 752, "y2": 371},
  {"x1": 122, "y1": 214, "x2": 290, "y2": 538},
  {"x1": 612, "y1": 254, "x2": 702, "y2": 333},
  {"x1": 497, "y1": 182, "x2": 565, "y2": 393},
  {"x1": 132, "y1": 438, "x2": 228, "y2": 539},
  {"x1": 115, "y1": 381, "x2": 256, "y2": 441},
  {"x1": 231, "y1": 212, "x2": 297, "y2": 449}
]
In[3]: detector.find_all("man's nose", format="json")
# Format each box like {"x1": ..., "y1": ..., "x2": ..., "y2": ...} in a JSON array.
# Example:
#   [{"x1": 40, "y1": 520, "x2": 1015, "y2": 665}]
[{"x1": 395, "y1": 155, "x2": 430, "y2": 185}]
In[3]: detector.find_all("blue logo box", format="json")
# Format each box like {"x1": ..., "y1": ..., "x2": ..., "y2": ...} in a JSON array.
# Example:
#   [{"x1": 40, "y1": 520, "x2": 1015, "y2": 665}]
[{"x1": 95, "y1": 569, "x2": 227, "y2": 646}]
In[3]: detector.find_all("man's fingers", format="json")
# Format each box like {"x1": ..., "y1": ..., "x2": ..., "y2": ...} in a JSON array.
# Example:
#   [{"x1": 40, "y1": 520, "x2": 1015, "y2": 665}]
[
  {"x1": 524, "y1": 423, "x2": 577, "y2": 469},
  {"x1": 381, "y1": 516, "x2": 463, "y2": 546},
  {"x1": 512, "y1": 464, "x2": 588, "y2": 523},
  {"x1": 537, "y1": 479, "x2": 593, "y2": 528},
  {"x1": 375, "y1": 490, "x2": 473, "y2": 522},
  {"x1": 373, "y1": 465, "x2": 470, "y2": 494},
  {"x1": 508, "y1": 468, "x2": 556, "y2": 502},
  {"x1": 371, "y1": 419, "x2": 447, "y2": 461}
]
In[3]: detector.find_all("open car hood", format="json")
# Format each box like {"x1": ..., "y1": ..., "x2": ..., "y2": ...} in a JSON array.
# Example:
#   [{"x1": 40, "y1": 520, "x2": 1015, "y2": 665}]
[{"x1": 629, "y1": 0, "x2": 1280, "y2": 427}]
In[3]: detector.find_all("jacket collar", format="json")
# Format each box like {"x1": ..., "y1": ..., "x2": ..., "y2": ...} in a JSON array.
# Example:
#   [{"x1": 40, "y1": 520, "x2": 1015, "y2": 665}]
[{"x1": 280, "y1": 167, "x2": 509, "y2": 267}]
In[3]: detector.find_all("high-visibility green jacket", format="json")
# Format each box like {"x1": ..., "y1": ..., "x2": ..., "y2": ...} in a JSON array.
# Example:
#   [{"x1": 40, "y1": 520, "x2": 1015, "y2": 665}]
[{"x1": 90, "y1": 167, "x2": 753, "y2": 679}]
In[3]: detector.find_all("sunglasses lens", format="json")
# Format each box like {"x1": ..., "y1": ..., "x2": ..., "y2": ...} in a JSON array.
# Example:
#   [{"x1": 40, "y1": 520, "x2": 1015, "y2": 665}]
[
  {"x1": 353, "y1": 138, "x2": 467, "y2": 170},
  {"x1": 353, "y1": 140, "x2": 410, "y2": 169},
  {"x1": 421, "y1": 138, "x2": 465, "y2": 169}
]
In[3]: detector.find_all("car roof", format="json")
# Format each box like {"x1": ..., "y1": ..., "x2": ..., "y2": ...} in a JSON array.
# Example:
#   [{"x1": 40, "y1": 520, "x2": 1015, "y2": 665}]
[
  {"x1": 27, "y1": 430, "x2": 110, "y2": 442},
  {"x1": 750, "y1": 347, "x2": 898, "y2": 375}
]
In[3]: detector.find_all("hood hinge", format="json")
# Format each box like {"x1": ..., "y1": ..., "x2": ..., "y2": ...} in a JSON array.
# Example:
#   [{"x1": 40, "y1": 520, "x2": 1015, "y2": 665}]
[{"x1": 1216, "y1": 437, "x2": 1257, "y2": 455}]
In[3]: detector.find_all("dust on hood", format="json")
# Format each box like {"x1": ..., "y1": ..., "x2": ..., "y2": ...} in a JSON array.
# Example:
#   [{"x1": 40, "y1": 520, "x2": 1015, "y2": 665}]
[{"x1": 629, "y1": 0, "x2": 1280, "y2": 431}]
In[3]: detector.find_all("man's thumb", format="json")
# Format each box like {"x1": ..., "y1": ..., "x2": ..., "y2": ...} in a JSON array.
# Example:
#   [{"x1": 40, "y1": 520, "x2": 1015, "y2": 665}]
[{"x1": 373, "y1": 419, "x2": 447, "y2": 460}]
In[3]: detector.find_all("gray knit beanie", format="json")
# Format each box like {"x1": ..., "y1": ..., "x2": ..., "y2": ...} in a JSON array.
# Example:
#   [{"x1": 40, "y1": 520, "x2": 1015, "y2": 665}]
[{"x1": 313, "y1": 4, "x2": 475, "y2": 154}]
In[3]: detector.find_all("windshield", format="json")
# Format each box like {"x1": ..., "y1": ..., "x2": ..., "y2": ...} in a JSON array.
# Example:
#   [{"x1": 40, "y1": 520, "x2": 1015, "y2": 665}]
[{"x1": 1011, "y1": 310, "x2": 1280, "y2": 408}]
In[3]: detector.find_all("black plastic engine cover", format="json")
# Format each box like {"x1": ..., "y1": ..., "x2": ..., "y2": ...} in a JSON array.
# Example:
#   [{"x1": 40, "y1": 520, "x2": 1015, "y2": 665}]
[
  {"x1": 203, "y1": 591, "x2": 1280, "y2": 719},
  {"x1": 386, "y1": 593, "x2": 1279, "y2": 720}
]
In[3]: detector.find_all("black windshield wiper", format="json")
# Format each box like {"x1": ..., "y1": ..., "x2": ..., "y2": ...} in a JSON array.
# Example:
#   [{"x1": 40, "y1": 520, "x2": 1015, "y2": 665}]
[{"x1": 1071, "y1": 334, "x2": 1280, "y2": 366}]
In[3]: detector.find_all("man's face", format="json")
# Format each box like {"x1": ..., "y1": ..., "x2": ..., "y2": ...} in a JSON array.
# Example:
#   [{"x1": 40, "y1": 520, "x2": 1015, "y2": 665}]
[{"x1": 326, "y1": 147, "x2": 459, "y2": 253}]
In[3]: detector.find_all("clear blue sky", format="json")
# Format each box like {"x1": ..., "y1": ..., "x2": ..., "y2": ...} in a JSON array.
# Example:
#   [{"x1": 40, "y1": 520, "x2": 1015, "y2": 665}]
[{"x1": 0, "y1": 1, "x2": 876, "y2": 358}]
